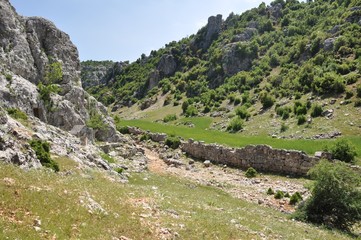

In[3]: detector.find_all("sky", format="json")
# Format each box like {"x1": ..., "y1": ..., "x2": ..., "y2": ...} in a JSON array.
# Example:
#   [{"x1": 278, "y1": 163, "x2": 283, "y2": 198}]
[{"x1": 10, "y1": 0, "x2": 272, "y2": 62}]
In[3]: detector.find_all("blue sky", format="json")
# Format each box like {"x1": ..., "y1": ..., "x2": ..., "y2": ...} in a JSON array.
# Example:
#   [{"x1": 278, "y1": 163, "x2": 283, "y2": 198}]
[{"x1": 10, "y1": 0, "x2": 272, "y2": 62}]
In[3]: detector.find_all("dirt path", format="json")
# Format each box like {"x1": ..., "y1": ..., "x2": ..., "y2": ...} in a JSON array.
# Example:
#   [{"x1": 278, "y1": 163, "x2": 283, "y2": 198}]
[{"x1": 141, "y1": 146, "x2": 310, "y2": 213}]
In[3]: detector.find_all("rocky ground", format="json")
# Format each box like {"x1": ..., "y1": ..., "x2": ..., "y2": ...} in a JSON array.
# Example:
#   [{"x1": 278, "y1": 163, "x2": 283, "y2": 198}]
[{"x1": 137, "y1": 138, "x2": 310, "y2": 214}]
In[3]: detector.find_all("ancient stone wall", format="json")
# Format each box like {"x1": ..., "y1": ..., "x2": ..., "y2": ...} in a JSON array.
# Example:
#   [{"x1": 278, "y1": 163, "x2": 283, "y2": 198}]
[
  {"x1": 181, "y1": 139, "x2": 322, "y2": 176},
  {"x1": 126, "y1": 127, "x2": 328, "y2": 176}
]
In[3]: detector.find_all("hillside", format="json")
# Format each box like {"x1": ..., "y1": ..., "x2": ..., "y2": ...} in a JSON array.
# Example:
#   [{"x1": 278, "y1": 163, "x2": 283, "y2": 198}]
[
  {"x1": 0, "y1": 0, "x2": 360, "y2": 238},
  {"x1": 82, "y1": 0, "x2": 361, "y2": 139}
]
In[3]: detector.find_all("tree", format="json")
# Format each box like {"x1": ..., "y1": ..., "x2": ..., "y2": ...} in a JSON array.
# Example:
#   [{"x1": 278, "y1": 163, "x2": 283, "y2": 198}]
[
  {"x1": 329, "y1": 139, "x2": 357, "y2": 163},
  {"x1": 294, "y1": 160, "x2": 361, "y2": 231}
]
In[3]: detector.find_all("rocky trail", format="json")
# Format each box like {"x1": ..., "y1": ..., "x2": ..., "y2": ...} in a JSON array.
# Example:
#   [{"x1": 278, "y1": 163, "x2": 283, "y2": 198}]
[{"x1": 141, "y1": 144, "x2": 310, "y2": 214}]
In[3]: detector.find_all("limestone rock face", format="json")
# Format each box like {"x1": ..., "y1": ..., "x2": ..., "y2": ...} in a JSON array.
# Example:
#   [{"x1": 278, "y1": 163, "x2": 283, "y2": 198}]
[
  {"x1": 222, "y1": 43, "x2": 254, "y2": 76},
  {"x1": 191, "y1": 14, "x2": 223, "y2": 51},
  {"x1": 81, "y1": 61, "x2": 127, "y2": 89},
  {"x1": 157, "y1": 54, "x2": 177, "y2": 76},
  {"x1": 0, "y1": 0, "x2": 122, "y2": 143}
]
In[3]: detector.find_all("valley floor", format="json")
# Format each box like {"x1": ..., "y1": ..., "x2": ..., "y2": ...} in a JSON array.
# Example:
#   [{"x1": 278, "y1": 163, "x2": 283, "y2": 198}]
[{"x1": 0, "y1": 144, "x2": 358, "y2": 239}]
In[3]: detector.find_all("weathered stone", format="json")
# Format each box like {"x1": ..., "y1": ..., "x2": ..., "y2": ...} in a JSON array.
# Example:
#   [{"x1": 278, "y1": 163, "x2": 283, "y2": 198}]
[
  {"x1": 157, "y1": 54, "x2": 177, "y2": 76},
  {"x1": 181, "y1": 142, "x2": 324, "y2": 176}
]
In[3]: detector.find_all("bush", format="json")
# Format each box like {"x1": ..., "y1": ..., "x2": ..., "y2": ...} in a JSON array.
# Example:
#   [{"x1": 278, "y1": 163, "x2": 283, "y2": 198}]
[
  {"x1": 86, "y1": 113, "x2": 107, "y2": 130},
  {"x1": 165, "y1": 135, "x2": 181, "y2": 149},
  {"x1": 114, "y1": 167, "x2": 124, "y2": 174},
  {"x1": 345, "y1": 90, "x2": 354, "y2": 99},
  {"x1": 280, "y1": 123, "x2": 288, "y2": 132},
  {"x1": 163, "y1": 114, "x2": 177, "y2": 123},
  {"x1": 140, "y1": 133, "x2": 151, "y2": 142},
  {"x1": 267, "y1": 187, "x2": 275, "y2": 195},
  {"x1": 297, "y1": 115, "x2": 307, "y2": 125},
  {"x1": 310, "y1": 104, "x2": 323, "y2": 118},
  {"x1": 294, "y1": 160, "x2": 361, "y2": 231},
  {"x1": 235, "y1": 106, "x2": 250, "y2": 120},
  {"x1": 5, "y1": 74, "x2": 12, "y2": 82},
  {"x1": 289, "y1": 192, "x2": 303, "y2": 205},
  {"x1": 294, "y1": 101, "x2": 307, "y2": 115},
  {"x1": 185, "y1": 105, "x2": 198, "y2": 117},
  {"x1": 29, "y1": 139, "x2": 59, "y2": 172},
  {"x1": 38, "y1": 82, "x2": 60, "y2": 110},
  {"x1": 245, "y1": 167, "x2": 257, "y2": 178},
  {"x1": 7, "y1": 108, "x2": 28, "y2": 121},
  {"x1": 274, "y1": 190, "x2": 284, "y2": 199},
  {"x1": 260, "y1": 92, "x2": 274, "y2": 109},
  {"x1": 276, "y1": 106, "x2": 291, "y2": 120},
  {"x1": 227, "y1": 117, "x2": 244, "y2": 133},
  {"x1": 117, "y1": 126, "x2": 129, "y2": 134},
  {"x1": 329, "y1": 139, "x2": 357, "y2": 163}
]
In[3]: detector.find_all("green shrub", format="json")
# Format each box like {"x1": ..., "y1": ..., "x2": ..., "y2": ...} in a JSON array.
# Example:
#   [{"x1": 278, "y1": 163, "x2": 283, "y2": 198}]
[
  {"x1": 235, "y1": 106, "x2": 250, "y2": 120},
  {"x1": 117, "y1": 126, "x2": 129, "y2": 134},
  {"x1": 284, "y1": 192, "x2": 290, "y2": 198},
  {"x1": 114, "y1": 167, "x2": 124, "y2": 174},
  {"x1": 260, "y1": 92, "x2": 274, "y2": 109},
  {"x1": 297, "y1": 115, "x2": 307, "y2": 125},
  {"x1": 38, "y1": 83, "x2": 60, "y2": 110},
  {"x1": 345, "y1": 90, "x2": 354, "y2": 99},
  {"x1": 294, "y1": 160, "x2": 361, "y2": 231},
  {"x1": 329, "y1": 139, "x2": 357, "y2": 163},
  {"x1": 5, "y1": 74, "x2": 12, "y2": 82},
  {"x1": 267, "y1": 187, "x2": 275, "y2": 195},
  {"x1": 289, "y1": 192, "x2": 303, "y2": 205},
  {"x1": 165, "y1": 135, "x2": 181, "y2": 149},
  {"x1": 280, "y1": 123, "x2": 288, "y2": 132},
  {"x1": 140, "y1": 133, "x2": 151, "y2": 142},
  {"x1": 294, "y1": 101, "x2": 307, "y2": 115},
  {"x1": 185, "y1": 105, "x2": 198, "y2": 117},
  {"x1": 163, "y1": 114, "x2": 177, "y2": 123},
  {"x1": 245, "y1": 167, "x2": 257, "y2": 178},
  {"x1": 86, "y1": 113, "x2": 107, "y2": 130},
  {"x1": 7, "y1": 108, "x2": 28, "y2": 121},
  {"x1": 276, "y1": 106, "x2": 291, "y2": 120},
  {"x1": 310, "y1": 104, "x2": 323, "y2": 118},
  {"x1": 226, "y1": 117, "x2": 244, "y2": 133},
  {"x1": 29, "y1": 139, "x2": 59, "y2": 172},
  {"x1": 274, "y1": 190, "x2": 284, "y2": 199}
]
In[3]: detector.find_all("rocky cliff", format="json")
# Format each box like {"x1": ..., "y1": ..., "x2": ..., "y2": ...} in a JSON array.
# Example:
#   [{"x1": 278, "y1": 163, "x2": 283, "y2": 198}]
[
  {"x1": 0, "y1": 0, "x2": 145, "y2": 171},
  {"x1": 0, "y1": 0, "x2": 120, "y2": 142}
]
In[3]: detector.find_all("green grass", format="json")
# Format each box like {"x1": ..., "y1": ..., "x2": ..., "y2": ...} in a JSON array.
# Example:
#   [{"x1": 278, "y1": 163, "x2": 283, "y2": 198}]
[
  {"x1": 100, "y1": 152, "x2": 115, "y2": 164},
  {"x1": 120, "y1": 119, "x2": 361, "y2": 157},
  {"x1": 0, "y1": 163, "x2": 353, "y2": 239}
]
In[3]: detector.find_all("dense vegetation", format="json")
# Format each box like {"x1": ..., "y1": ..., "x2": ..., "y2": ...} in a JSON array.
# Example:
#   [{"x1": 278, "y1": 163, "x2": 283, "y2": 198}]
[
  {"x1": 294, "y1": 160, "x2": 361, "y2": 231},
  {"x1": 83, "y1": 0, "x2": 361, "y2": 126}
]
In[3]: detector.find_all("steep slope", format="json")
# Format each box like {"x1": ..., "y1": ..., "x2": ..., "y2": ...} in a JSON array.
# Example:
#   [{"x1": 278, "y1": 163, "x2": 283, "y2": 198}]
[
  {"x1": 83, "y1": 0, "x2": 361, "y2": 137},
  {"x1": 0, "y1": 0, "x2": 146, "y2": 171},
  {"x1": 0, "y1": 0, "x2": 121, "y2": 142}
]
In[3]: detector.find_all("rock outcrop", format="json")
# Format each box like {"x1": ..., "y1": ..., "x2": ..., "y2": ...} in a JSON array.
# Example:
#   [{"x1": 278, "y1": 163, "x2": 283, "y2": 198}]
[
  {"x1": 222, "y1": 43, "x2": 254, "y2": 76},
  {"x1": 191, "y1": 14, "x2": 223, "y2": 51},
  {"x1": 157, "y1": 54, "x2": 177, "y2": 77},
  {"x1": 81, "y1": 61, "x2": 127, "y2": 89},
  {"x1": 0, "y1": 0, "x2": 122, "y2": 143}
]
